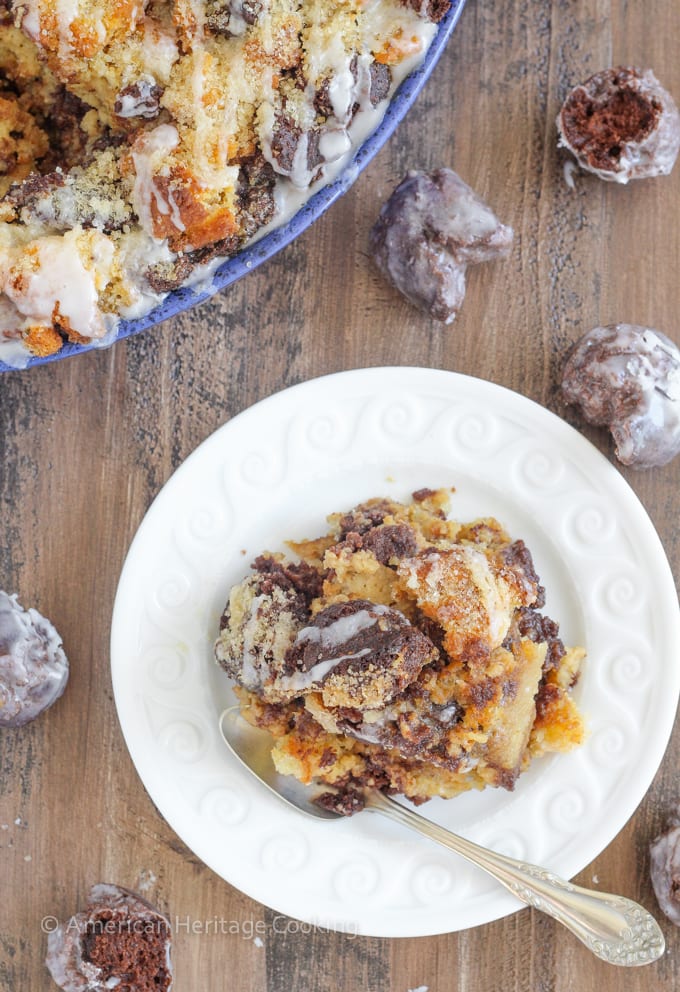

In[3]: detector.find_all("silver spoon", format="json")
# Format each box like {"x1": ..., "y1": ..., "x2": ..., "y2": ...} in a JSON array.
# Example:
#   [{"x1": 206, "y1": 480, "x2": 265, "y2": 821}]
[{"x1": 219, "y1": 706, "x2": 665, "y2": 966}]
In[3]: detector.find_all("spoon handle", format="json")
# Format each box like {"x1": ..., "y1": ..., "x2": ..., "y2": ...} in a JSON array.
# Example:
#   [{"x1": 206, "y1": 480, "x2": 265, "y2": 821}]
[{"x1": 364, "y1": 791, "x2": 664, "y2": 966}]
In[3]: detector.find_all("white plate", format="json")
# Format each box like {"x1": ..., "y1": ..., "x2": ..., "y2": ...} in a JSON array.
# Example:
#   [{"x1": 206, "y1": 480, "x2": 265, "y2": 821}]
[{"x1": 111, "y1": 367, "x2": 680, "y2": 938}]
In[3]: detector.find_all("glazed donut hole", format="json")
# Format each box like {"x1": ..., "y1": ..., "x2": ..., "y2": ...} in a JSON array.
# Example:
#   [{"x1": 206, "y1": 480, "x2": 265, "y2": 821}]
[
  {"x1": 557, "y1": 67, "x2": 680, "y2": 183},
  {"x1": 0, "y1": 590, "x2": 69, "y2": 727},
  {"x1": 560, "y1": 323, "x2": 680, "y2": 469},
  {"x1": 369, "y1": 168, "x2": 513, "y2": 324}
]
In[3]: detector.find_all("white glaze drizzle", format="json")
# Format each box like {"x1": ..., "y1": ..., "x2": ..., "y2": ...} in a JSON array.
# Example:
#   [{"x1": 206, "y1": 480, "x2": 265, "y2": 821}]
[
  {"x1": 2, "y1": 230, "x2": 114, "y2": 339},
  {"x1": 131, "y1": 125, "x2": 183, "y2": 237},
  {"x1": 0, "y1": 9, "x2": 438, "y2": 368}
]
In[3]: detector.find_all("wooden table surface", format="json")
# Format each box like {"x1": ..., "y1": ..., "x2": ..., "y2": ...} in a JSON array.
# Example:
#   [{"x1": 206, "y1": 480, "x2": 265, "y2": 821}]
[{"x1": 2, "y1": 0, "x2": 680, "y2": 988}]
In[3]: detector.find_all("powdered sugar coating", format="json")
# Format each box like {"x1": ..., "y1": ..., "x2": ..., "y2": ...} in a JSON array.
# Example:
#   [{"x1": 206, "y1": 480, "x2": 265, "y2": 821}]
[
  {"x1": 369, "y1": 169, "x2": 513, "y2": 323},
  {"x1": 0, "y1": 590, "x2": 68, "y2": 726},
  {"x1": 561, "y1": 324, "x2": 680, "y2": 468},
  {"x1": 557, "y1": 67, "x2": 680, "y2": 184}
]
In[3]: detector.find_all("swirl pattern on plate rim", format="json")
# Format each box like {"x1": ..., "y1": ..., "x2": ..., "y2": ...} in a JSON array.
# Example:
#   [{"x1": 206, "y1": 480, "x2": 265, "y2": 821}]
[{"x1": 110, "y1": 368, "x2": 680, "y2": 938}]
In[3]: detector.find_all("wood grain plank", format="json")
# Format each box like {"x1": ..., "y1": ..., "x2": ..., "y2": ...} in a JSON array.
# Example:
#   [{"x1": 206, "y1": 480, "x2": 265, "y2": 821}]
[{"x1": 264, "y1": 912, "x2": 387, "y2": 992}]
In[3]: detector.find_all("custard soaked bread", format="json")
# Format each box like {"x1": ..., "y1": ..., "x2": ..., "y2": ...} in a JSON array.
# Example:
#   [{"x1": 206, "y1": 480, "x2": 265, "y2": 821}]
[
  {"x1": 0, "y1": 0, "x2": 447, "y2": 365},
  {"x1": 215, "y1": 489, "x2": 585, "y2": 810}
]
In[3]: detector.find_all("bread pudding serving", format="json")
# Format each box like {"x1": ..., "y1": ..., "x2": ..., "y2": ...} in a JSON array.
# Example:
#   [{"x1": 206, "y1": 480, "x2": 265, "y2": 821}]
[
  {"x1": 0, "y1": 0, "x2": 449, "y2": 367},
  {"x1": 215, "y1": 488, "x2": 585, "y2": 812}
]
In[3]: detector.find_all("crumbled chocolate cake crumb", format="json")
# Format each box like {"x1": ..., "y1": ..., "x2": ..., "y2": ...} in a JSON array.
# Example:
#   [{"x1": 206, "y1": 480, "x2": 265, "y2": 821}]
[
  {"x1": 369, "y1": 61, "x2": 392, "y2": 106},
  {"x1": 400, "y1": 0, "x2": 451, "y2": 22},
  {"x1": 187, "y1": 232, "x2": 242, "y2": 267},
  {"x1": 361, "y1": 523, "x2": 418, "y2": 565},
  {"x1": 252, "y1": 555, "x2": 323, "y2": 610},
  {"x1": 237, "y1": 154, "x2": 277, "y2": 237},
  {"x1": 269, "y1": 114, "x2": 302, "y2": 173},
  {"x1": 335, "y1": 531, "x2": 363, "y2": 554},
  {"x1": 318, "y1": 747, "x2": 336, "y2": 769},
  {"x1": 501, "y1": 540, "x2": 545, "y2": 609},
  {"x1": 486, "y1": 765, "x2": 518, "y2": 792},
  {"x1": 145, "y1": 256, "x2": 197, "y2": 294},
  {"x1": 205, "y1": 0, "x2": 263, "y2": 36},
  {"x1": 336, "y1": 500, "x2": 394, "y2": 536},
  {"x1": 241, "y1": 0, "x2": 263, "y2": 24},
  {"x1": 315, "y1": 789, "x2": 366, "y2": 816},
  {"x1": 314, "y1": 78, "x2": 335, "y2": 119},
  {"x1": 412, "y1": 487, "x2": 437, "y2": 503},
  {"x1": 6, "y1": 169, "x2": 66, "y2": 208},
  {"x1": 40, "y1": 88, "x2": 93, "y2": 173},
  {"x1": 114, "y1": 80, "x2": 163, "y2": 120},
  {"x1": 534, "y1": 680, "x2": 561, "y2": 721},
  {"x1": 333, "y1": 522, "x2": 418, "y2": 564},
  {"x1": 517, "y1": 608, "x2": 565, "y2": 670},
  {"x1": 305, "y1": 127, "x2": 323, "y2": 173},
  {"x1": 465, "y1": 678, "x2": 498, "y2": 710},
  {"x1": 334, "y1": 705, "x2": 364, "y2": 724},
  {"x1": 412, "y1": 609, "x2": 447, "y2": 658}
]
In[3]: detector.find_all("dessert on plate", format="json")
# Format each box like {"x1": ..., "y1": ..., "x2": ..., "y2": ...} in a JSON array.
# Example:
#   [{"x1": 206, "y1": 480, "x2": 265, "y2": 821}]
[
  {"x1": 0, "y1": 0, "x2": 451, "y2": 367},
  {"x1": 215, "y1": 488, "x2": 585, "y2": 811}
]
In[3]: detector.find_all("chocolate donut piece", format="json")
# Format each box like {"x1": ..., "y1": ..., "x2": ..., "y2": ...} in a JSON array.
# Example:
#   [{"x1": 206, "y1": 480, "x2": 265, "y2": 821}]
[
  {"x1": 369, "y1": 168, "x2": 513, "y2": 324},
  {"x1": 0, "y1": 590, "x2": 69, "y2": 727},
  {"x1": 280, "y1": 599, "x2": 439, "y2": 710},
  {"x1": 561, "y1": 324, "x2": 680, "y2": 468},
  {"x1": 214, "y1": 555, "x2": 322, "y2": 695},
  {"x1": 650, "y1": 807, "x2": 680, "y2": 926},
  {"x1": 557, "y1": 67, "x2": 680, "y2": 183},
  {"x1": 45, "y1": 883, "x2": 173, "y2": 992}
]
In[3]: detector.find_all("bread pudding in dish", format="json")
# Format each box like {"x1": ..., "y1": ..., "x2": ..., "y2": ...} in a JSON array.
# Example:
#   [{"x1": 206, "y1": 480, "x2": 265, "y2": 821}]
[
  {"x1": 215, "y1": 488, "x2": 585, "y2": 811},
  {"x1": 0, "y1": 0, "x2": 452, "y2": 368}
]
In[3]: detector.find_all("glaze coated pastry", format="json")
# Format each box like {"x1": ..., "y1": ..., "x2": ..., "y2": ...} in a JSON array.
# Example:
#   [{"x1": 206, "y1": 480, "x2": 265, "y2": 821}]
[
  {"x1": 45, "y1": 884, "x2": 173, "y2": 992},
  {"x1": 369, "y1": 169, "x2": 513, "y2": 323},
  {"x1": 650, "y1": 807, "x2": 680, "y2": 926},
  {"x1": 557, "y1": 67, "x2": 680, "y2": 183},
  {"x1": 0, "y1": 0, "x2": 450, "y2": 367},
  {"x1": 216, "y1": 489, "x2": 585, "y2": 809},
  {"x1": 282, "y1": 599, "x2": 438, "y2": 710},
  {"x1": 0, "y1": 590, "x2": 68, "y2": 726},
  {"x1": 561, "y1": 323, "x2": 680, "y2": 468}
]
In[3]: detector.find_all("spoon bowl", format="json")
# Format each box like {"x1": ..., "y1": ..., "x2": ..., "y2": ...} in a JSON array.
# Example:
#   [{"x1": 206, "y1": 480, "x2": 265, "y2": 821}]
[
  {"x1": 219, "y1": 706, "x2": 665, "y2": 966},
  {"x1": 219, "y1": 705, "x2": 342, "y2": 820}
]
